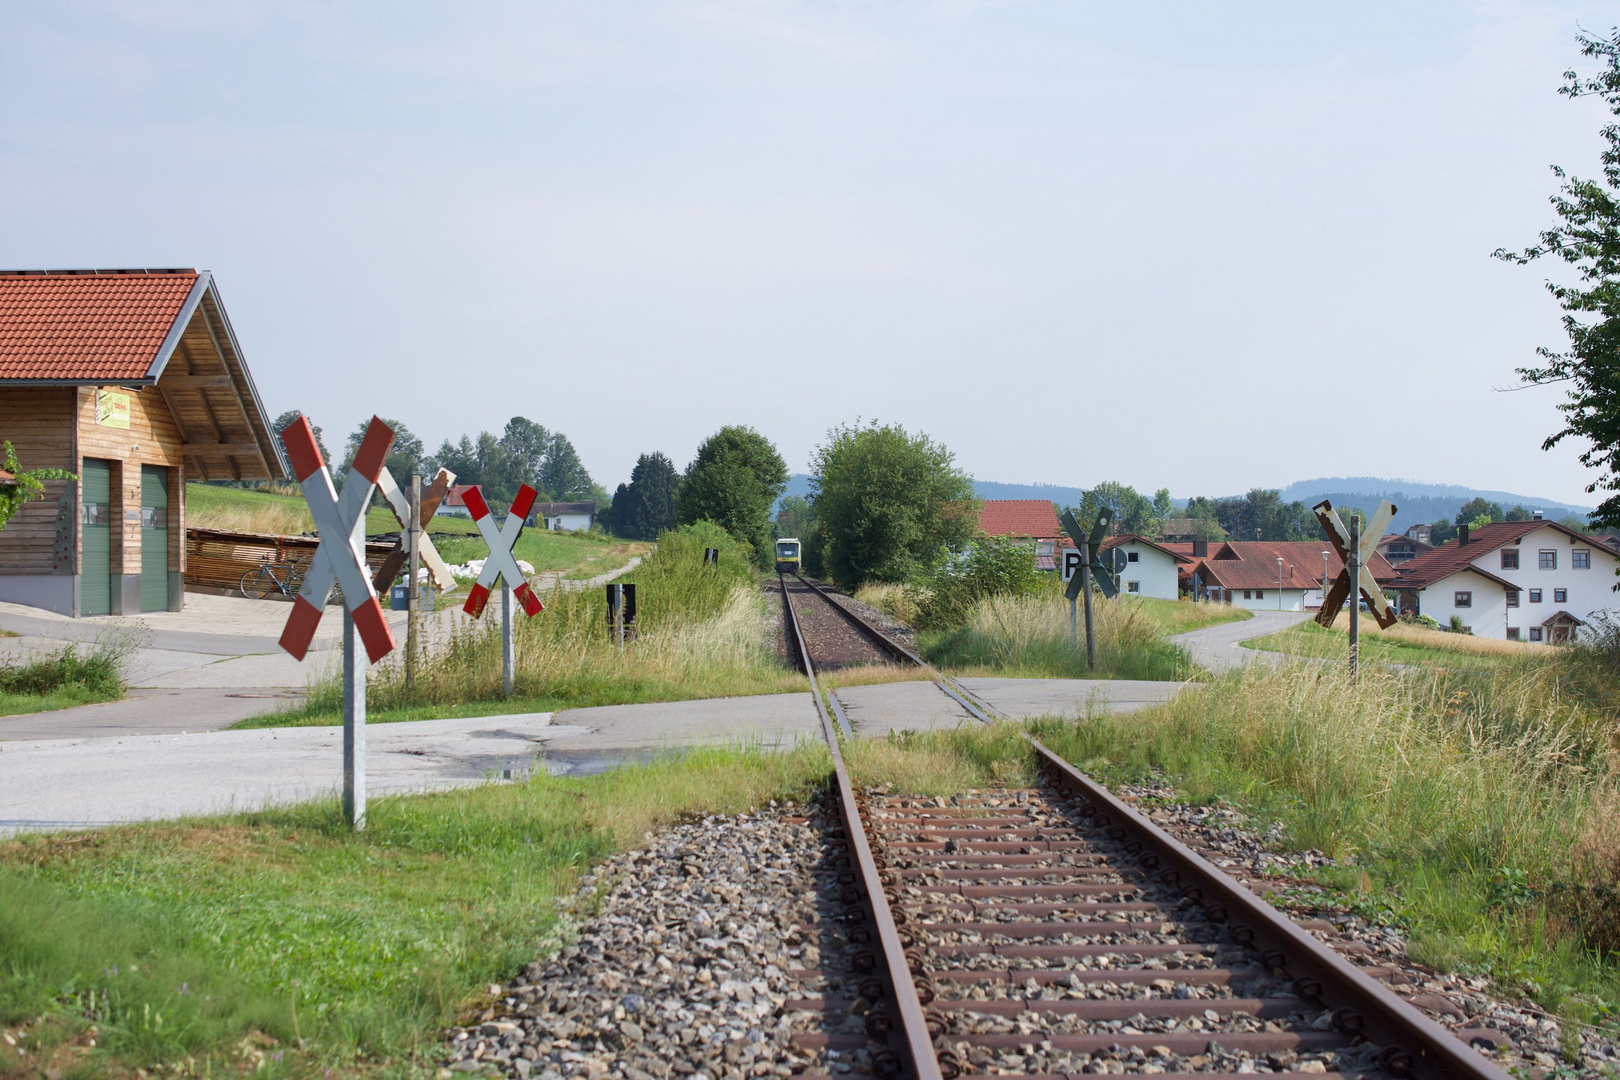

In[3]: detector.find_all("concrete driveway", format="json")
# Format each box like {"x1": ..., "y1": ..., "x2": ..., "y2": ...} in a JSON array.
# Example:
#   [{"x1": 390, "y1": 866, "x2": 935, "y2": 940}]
[{"x1": 1168, "y1": 610, "x2": 1309, "y2": 674}]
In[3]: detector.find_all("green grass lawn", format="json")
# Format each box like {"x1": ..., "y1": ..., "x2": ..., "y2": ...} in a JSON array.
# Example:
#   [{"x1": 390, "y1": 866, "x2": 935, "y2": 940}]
[
  {"x1": 1242, "y1": 618, "x2": 1519, "y2": 667},
  {"x1": 0, "y1": 746, "x2": 828, "y2": 1078}
]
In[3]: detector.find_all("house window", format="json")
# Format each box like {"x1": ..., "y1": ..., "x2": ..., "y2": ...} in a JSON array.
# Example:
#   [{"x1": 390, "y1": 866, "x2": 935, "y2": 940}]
[
  {"x1": 1530, "y1": 627, "x2": 1544, "y2": 642},
  {"x1": 1127, "y1": 551, "x2": 1139, "y2": 563},
  {"x1": 1507, "y1": 628, "x2": 1521, "y2": 641},
  {"x1": 1243, "y1": 590, "x2": 1252, "y2": 600},
  {"x1": 1530, "y1": 589, "x2": 1542, "y2": 603},
  {"x1": 1255, "y1": 590, "x2": 1264, "y2": 599},
  {"x1": 1454, "y1": 591, "x2": 1472, "y2": 608},
  {"x1": 1574, "y1": 549, "x2": 1591, "y2": 569},
  {"x1": 1126, "y1": 581, "x2": 1141, "y2": 593},
  {"x1": 1555, "y1": 588, "x2": 1568, "y2": 603},
  {"x1": 1501, "y1": 549, "x2": 1519, "y2": 570},
  {"x1": 1507, "y1": 591, "x2": 1519, "y2": 608},
  {"x1": 1540, "y1": 549, "x2": 1557, "y2": 570}
]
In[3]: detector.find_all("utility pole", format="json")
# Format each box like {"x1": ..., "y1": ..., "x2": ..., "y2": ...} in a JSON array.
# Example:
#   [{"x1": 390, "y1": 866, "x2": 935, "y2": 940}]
[
  {"x1": 1277, "y1": 557, "x2": 1284, "y2": 611},
  {"x1": 1348, "y1": 515, "x2": 1361, "y2": 682},
  {"x1": 406, "y1": 472, "x2": 421, "y2": 693},
  {"x1": 1080, "y1": 540, "x2": 1096, "y2": 670}
]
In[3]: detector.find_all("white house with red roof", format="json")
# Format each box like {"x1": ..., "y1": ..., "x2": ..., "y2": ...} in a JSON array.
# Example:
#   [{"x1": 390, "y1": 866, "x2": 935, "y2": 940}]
[
  {"x1": 977, "y1": 499, "x2": 1063, "y2": 569},
  {"x1": 1392, "y1": 519, "x2": 1618, "y2": 641},
  {"x1": 1188, "y1": 541, "x2": 1401, "y2": 613},
  {"x1": 1098, "y1": 534, "x2": 1189, "y2": 600}
]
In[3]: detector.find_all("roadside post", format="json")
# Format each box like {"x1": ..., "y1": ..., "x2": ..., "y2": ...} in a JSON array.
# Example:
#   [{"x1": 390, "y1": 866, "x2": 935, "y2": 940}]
[
  {"x1": 372, "y1": 464, "x2": 458, "y2": 691},
  {"x1": 606, "y1": 583, "x2": 637, "y2": 650},
  {"x1": 461, "y1": 483, "x2": 545, "y2": 697},
  {"x1": 1059, "y1": 509, "x2": 1118, "y2": 670},
  {"x1": 277, "y1": 415, "x2": 398, "y2": 831},
  {"x1": 1311, "y1": 498, "x2": 1398, "y2": 683},
  {"x1": 1060, "y1": 547, "x2": 1085, "y2": 645}
]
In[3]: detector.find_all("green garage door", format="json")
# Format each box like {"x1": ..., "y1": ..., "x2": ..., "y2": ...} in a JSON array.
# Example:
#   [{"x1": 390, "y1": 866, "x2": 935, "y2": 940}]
[
  {"x1": 140, "y1": 466, "x2": 168, "y2": 612},
  {"x1": 80, "y1": 459, "x2": 111, "y2": 616}
]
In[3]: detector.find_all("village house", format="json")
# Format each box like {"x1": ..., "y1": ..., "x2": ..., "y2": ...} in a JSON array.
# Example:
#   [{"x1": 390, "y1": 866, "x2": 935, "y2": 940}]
[
  {"x1": 1376, "y1": 528, "x2": 1432, "y2": 565},
  {"x1": 1392, "y1": 519, "x2": 1618, "y2": 641},
  {"x1": 977, "y1": 499, "x2": 1063, "y2": 569},
  {"x1": 1184, "y1": 540, "x2": 1400, "y2": 612},
  {"x1": 1097, "y1": 534, "x2": 1188, "y2": 600},
  {"x1": 0, "y1": 269, "x2": 284, "y2": 616},
  {"x1": 532, "y1": 501, "x2": 595, "y2": 532}
]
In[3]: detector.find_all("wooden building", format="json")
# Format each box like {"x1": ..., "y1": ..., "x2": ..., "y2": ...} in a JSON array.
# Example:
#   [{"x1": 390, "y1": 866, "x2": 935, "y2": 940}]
[{"x1": 0, "y1": 269, "x2": 286, "y2": 616}]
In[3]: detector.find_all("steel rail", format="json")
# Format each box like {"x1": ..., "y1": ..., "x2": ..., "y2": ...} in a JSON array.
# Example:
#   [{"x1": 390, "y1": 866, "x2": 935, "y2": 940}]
[
  {"x1": 790, "y1": 572, "x2": 1002, "y2": 723},
  {"x1": 1025, "y1": 734, "x2": 1511, "y2": 1080},
  {"x1": 777, "y1": 573, "x2": 943, "y2": 1080}
]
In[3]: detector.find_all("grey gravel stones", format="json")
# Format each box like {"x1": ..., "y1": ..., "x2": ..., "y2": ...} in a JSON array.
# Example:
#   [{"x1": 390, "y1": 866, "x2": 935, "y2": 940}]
[{"x1": 443, "y1": 801, "x2": 871, "y2": 1080}]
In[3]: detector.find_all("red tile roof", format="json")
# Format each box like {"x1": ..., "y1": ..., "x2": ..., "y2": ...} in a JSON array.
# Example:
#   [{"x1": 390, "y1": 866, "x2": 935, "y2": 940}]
[
  {"x1": 1392, "y1": 520, "x2": 1608, "y2": 590},
  {"x1": 978, "y1": 499, "x2": 1060, "y2": 539},
  {"x1": 444, "y1": 484, "x2": 478, "y2": 508},
  {"x1": 1193, "y1": 540, "x2": 1398, "y2": 591},
  {"x1": 1099, "y1": 533, "x2": 1192, "y2": 563},
  {"x1": 0, "y1": 270, "x2": 200, "y2": 381}
]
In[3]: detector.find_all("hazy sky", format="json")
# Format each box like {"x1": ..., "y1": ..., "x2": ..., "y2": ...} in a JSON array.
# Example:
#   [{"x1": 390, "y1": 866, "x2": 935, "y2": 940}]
[{"x1": 5, "y1": 2, "x2": 1620, "y2": 504}]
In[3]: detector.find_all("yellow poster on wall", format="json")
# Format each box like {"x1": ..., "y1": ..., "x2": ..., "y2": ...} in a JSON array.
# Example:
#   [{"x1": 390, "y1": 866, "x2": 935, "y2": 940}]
[{"x1": 95, "y1": 390, "x2": 130, "y2": 429}]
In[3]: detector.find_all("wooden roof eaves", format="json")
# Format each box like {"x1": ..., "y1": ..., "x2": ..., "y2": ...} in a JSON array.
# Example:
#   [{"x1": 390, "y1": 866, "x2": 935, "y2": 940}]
[
  {"x1": 143, "y1": 272, "x2": 210, "y2": 381},
  {"x1": 198, "y1": 282, "x2": 287, "y2": 480}
]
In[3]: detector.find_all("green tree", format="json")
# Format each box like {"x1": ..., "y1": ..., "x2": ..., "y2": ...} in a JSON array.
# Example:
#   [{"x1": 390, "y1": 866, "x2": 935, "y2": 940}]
[
  {"x1": 1455, "y1": 498, "x2": 1505, "y2": 526},
  {"x1": 606, "y1": 452, "x2": 681, "y2": 540},
  {"x1": 1076, "y1": 482, "x2": 1156, "y2": 536},
  {"x1": 1497, "y1": 31, "x2": 1620, "y2": 529},
  {"x1": 811, "y1": 421, "x2": 977, "y2": 586},
  {"x1": 497, "y1": 416, "x2": 550, "y2": 494},
  {"x1": 1431, "y1": 518, "x2": 1459, "y2": 545},
  {"x1": 0, "y1": 442, "x2": 74, "y2": 533},
  {"x1": 341, "y1": 418, "x2": 423, "y2": 483},
  {"x1": 272, "y1": 410, "x2": 329, "y2": 466},
  {"x1": 1506, "y1": 505, "x2": 1535, "y2": 521},
  {"x1": 538, "y1": 432, "x2": 596, "y2": 502},
  {"x1": 677, "y1": 426, "x2": 788, "y2": 565},
  {"x1": 1151, "y1": 488, "x2": 1174, "y2": 519}
]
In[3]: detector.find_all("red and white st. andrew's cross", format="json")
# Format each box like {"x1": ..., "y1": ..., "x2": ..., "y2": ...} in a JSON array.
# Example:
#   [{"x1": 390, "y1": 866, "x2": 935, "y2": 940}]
[
  {"x1": 277, "y1": 415, "x2": 398, "y2": 664},
  {"x1": 461, "y1": 483, "x2": 545, "y2": 619}
]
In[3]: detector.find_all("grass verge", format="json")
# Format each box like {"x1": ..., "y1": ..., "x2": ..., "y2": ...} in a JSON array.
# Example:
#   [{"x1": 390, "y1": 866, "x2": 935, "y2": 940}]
[
  {"x1": 0, "y1": 743, "x2": 830, "y2": 1077},
  {"x1": 0, "y1": 639, "x2": 128, "y2": 717},
  {"x1": 249, "y1": 523, "x2": 801, "y2": 728},
  {"x1": 1243, "y1": 614, "x2": 1549, "y2": 667},
  {"x1": 918, "y1": 592, "x2": 1193, "y2": 680}
]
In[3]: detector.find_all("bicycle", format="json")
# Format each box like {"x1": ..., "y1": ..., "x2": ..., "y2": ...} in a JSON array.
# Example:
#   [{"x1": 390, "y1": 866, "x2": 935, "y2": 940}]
[{"x1": 241, "y1": 559, "x2": 305, "y2": 600}]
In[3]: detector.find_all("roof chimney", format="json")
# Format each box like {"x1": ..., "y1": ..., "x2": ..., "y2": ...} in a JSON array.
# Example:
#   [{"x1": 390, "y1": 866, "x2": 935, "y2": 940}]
[
  {"x1": 1459, "y1": 523, "x2": 1470, "y2": 546},
  {"x1": 1533, "y1": 510, "x2": 1543, "y2": 520}
]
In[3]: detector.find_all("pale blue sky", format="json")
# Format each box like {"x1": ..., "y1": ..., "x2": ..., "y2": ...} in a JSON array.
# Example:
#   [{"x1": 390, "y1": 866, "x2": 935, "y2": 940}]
[{"x1": 3, "y1": 2, "x2": 1619, "y2": 503}]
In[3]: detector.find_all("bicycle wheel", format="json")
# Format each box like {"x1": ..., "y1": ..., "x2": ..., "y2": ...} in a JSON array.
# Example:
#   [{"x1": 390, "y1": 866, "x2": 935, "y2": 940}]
[{"x1": 241, "y1": 568, "x2": 274, "y2": 600}]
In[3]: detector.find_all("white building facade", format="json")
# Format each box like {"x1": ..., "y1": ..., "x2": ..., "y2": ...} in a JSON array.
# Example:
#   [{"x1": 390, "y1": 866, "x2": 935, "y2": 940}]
[
  {"x1": 1394, "y1": 521, "x2": 1617, "y2": 642},
  {"x1": 1100, "y1": 536, "x2": 1187, "y2": 601}
]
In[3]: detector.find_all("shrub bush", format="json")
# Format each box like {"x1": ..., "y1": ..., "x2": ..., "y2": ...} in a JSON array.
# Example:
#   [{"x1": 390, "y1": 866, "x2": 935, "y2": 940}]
[{"x1": 914, "y1": 535, "x2": 1044, "y2": 631}]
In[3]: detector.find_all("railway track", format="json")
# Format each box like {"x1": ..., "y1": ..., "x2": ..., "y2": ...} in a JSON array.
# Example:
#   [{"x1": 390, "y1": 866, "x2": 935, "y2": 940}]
[{"x1": 777, "y1": 574, "x2": 1510, "y2": 1080}]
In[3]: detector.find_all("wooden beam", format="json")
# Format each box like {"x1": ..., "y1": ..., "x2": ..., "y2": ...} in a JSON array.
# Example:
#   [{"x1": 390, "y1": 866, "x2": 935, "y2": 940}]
[
  {"x1": 160, "y1": 375, "x2": 233, "y2": 389},
  {"x1": 182, "y1": 442, "x2": 262, "y2": 456},
  {"x1": 198, "y1": 300, "x2": 269, "y2": 479}
]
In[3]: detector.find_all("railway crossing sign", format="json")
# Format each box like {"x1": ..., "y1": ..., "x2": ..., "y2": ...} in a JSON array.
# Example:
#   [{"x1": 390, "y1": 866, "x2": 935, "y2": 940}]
[
  {"x1": 372, "y1": 466, "x2": 457, "y2": 595},
  {"x1": 1059, "y1": 508, "x2": 1119, "y2": 600},
  {"x1": 1313, "y1": 498, "x2": 1398, "y2": 630},
  {"x1": 461, "y1": 483, "x2": 545, "y2": 619},
  {"x1": 278, "y1": 415, "x2": 397, "y2": 664}
]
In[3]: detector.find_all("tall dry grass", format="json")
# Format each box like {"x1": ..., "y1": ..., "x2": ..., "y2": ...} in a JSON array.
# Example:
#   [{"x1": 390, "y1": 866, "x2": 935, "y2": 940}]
[
  {"x1": 854, "y1": 582, "x2": 926, "y2": 627},
  {"x1": 1320, "y1": 611, "x2": 1549, "y2": 658},
  {"x1": 920, "y1": 591, "x2": 1190, "y2": 680},
  {"x1": 301, "y1": 522, "x2": 803, "y2": 715}
]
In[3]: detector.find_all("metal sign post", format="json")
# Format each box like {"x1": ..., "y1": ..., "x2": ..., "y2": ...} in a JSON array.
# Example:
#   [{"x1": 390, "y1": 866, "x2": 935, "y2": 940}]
[
  {"x1": 1348, "y1": 516, "x2": 1360, "y2": 681},
  {"x1": 1060, "y1": 509, "x2": 1116, "y2": 670},
  {"x1": 407, "y1": 474, "x2": 421, "y2": 689},
  {"x1": 373, "y1": 466, "x2": 457, "y2": 694},
  {"x1": 1312, "y1": 498, "x2": 1398, "y2": 682},
  {"x1": 277, "y1": 415, "x2": 399, "y2": 831},
  {"x1": 461, "y1": 484, "x2": 545, "y2": 699},
  {"x1": 1060, "y1": 548, "x2": 1085, "y2": 645}
]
